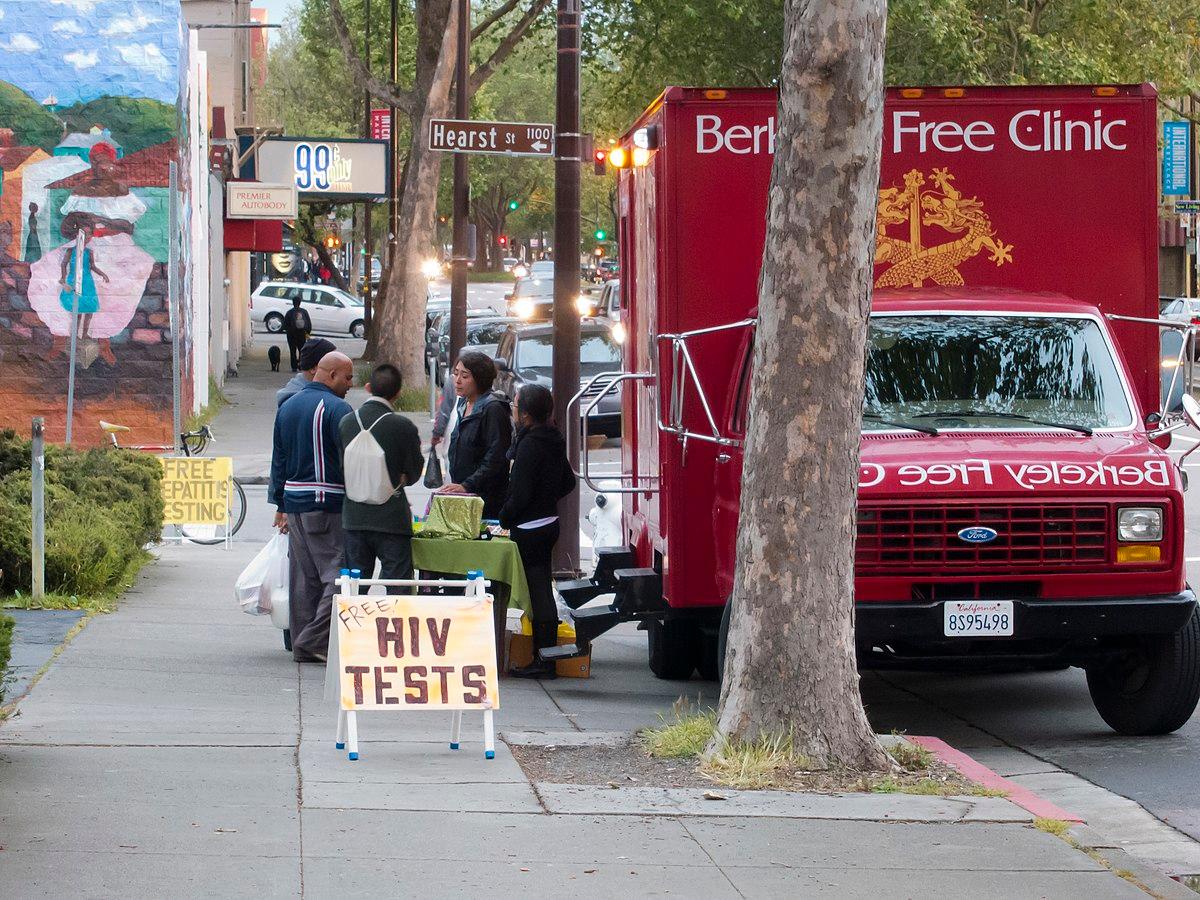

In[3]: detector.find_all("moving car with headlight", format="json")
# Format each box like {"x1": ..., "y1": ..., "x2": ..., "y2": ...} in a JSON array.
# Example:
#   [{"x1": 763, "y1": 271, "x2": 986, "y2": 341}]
[
  {"x1": 493, "y1": 320, "x2": 623, "y2": 437},
  {"x1": 506, "y1": 272, "x2": 598, "y2": 320},
  {"x1": 251, "y1": 282, "x2": 367, "y2": 338},
  {"x1": 554, "y1": 84, "x2": 1200, "y2": 736}
]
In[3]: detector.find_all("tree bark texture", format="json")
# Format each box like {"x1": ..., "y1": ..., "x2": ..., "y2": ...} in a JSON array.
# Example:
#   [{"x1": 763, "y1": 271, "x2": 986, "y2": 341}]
[
  {"x1": 327, "y1": 0, "x2": 548, "y2": 381},
  {"x1": 713, "y1": 0, "x2": 890, "y2": 772}
]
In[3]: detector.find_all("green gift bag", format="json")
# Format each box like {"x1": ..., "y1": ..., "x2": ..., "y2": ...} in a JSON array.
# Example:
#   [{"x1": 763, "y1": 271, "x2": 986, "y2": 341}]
[{"x1": 422, "y1": 494, "x2": 485, "y2": 540}]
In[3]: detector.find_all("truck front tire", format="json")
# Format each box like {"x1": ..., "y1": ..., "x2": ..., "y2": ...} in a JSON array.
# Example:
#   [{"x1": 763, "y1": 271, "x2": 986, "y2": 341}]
[
  {"x1": 648, "y1": 619, "x2": 697, "y2": 680},
  {"x1": 1085, "y1": 608, "x2": 1200, "y2": 735}
]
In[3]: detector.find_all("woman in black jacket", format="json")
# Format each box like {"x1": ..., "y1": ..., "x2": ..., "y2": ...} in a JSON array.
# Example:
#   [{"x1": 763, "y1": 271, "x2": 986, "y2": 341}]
[
  {"x1": 443, "y1": 350, "x2": 513, "y2": 518},
  {"x1": 500, "y1": 383, "x2": 577, "y2": 678}
]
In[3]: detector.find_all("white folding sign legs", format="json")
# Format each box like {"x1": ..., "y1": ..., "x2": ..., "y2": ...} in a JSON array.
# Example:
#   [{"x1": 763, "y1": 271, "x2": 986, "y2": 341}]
[{"x1": 333, "y1": 571, "x2": 498, "y2": 761}]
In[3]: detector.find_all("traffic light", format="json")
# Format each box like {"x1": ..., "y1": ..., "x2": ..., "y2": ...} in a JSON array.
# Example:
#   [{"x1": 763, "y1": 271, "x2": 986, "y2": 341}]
[
  {"x1": 507, "y1": 199, "x2": 520, "y2": 211},
  {"x1": 498, "y1": 234, "x2": 508, "y2": 247},
  {"x1": 594, "y1": 228, "x2": 607, "y2": 241},
  {"x1": 324, "y1": 235, "x2": 335, "y2": 249},
  {"x1": 593, "y1": 148, "x2": 608, "y2": 175},
  {"x1": 608, "y1": 146, "x2": 629, "y2": 168}
]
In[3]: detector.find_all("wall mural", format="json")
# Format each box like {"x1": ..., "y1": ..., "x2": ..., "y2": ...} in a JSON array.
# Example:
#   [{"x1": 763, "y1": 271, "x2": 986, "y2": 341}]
[{"x1": 0, "y1": 0, "x2": 186, "y2": 444}]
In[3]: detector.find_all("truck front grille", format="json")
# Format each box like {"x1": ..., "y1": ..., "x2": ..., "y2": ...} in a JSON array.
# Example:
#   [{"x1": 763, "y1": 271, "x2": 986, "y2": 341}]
[{"x1": 856, "y1": 503, "x2": 1109, "y2": 575}]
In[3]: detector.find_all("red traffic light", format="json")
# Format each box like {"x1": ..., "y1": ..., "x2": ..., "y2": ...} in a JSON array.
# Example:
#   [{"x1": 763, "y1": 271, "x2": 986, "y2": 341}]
[
  {"x1": 593, "y1": 148, "x2": 608, "y2": 176},
  {"x1": 498, "y1": 234, "x2": 508, "y2": 247}
]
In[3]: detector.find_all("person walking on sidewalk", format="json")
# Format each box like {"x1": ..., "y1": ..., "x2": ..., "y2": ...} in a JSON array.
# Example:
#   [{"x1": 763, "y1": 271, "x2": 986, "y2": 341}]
[
  {"x1": 271, "y1": 351, "x2": 355, "y2": 662},
  {"x1": 276, "y1": 337, "x2": 338, "y2": 408},
  {"x1": 501, "y1": 384, "x2": 576, "y2": 679},
  {"x1": 338, "y1": 364, "x2": 424, "y2": 591},
  {"x1": 283, "y1": 294, "x2": 313, "y2": 372}
]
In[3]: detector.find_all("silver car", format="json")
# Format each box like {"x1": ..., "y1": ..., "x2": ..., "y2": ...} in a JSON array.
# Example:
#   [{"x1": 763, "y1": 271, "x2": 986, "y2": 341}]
[{"x1": 251, "y1": 281, "x2": 366, "y2": 338}]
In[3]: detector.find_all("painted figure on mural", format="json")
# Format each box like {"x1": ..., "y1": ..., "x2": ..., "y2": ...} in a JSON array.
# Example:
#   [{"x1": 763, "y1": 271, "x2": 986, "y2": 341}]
[
  {"x1": 57, "y1": 212, "x2": 111, "y2": 363},
  {"x1": 27, "y1": 141, "x2": 155, "y2": 364},
  {"x1": 23, "y1": 203, "x2": 41, "y2": 263}
]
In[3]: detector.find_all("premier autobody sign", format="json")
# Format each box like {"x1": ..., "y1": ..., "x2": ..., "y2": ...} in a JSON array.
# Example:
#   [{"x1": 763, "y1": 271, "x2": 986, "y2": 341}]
[
  {"x1": 859, "y1": 457, "x2": 1172, "y2": 492},
  {"x1": 226, "y1": 183, "x2": 298, "y2": 220}
]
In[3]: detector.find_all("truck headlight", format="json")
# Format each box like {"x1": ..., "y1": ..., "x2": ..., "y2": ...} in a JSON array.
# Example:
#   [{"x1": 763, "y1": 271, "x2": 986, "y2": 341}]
[
  {"x1": 1117, "y1": 507, "x2": 1163, "y2": 542},
  {"x1": 513, "y1": 298, "x2": 535, "y2": 319}
]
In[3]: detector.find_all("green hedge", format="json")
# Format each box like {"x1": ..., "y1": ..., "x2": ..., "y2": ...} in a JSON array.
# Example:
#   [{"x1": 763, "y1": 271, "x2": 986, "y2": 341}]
[
  {"x1": 0, "y1": 612, "x2": 12, "y2": 702},
  {"x1": 0, "y1": 430, "x2": 163, "y2": 597}
]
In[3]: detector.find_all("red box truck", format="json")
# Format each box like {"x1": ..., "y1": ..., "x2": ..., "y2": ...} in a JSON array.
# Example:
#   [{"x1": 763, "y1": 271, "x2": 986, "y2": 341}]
[{"x1": 558, "y1": 84, "x2": 1200, "y2": 735}]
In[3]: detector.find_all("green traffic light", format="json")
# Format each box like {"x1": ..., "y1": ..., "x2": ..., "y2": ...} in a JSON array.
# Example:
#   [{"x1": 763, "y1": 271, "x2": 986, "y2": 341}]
[
  {"x1": 594, "y1": 229, "x2": 607, "y2": 241},
  {"x1": 508, "y1": 200, "x2": 520, "y2": 211}
]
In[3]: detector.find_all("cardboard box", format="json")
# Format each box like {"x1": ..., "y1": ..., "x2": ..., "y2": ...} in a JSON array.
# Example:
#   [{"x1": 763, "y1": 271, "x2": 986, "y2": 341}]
[{"x1": 507, "y1": 631, "x2": 591, "y2": 678}]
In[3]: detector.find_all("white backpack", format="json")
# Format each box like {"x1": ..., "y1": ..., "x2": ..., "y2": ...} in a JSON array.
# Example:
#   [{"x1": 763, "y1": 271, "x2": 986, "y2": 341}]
[{"x1": 343, "y1": 408, "x2": 399, "y2": 504}]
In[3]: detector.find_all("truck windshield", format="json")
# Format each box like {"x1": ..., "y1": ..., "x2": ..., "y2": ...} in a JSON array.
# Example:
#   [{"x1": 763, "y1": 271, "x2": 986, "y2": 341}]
[{"x1": 863, "y1": 315, "x2": 1132, "y2": 431}]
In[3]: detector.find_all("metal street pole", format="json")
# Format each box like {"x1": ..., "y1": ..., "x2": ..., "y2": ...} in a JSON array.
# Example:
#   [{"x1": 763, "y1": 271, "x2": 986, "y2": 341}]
[
  {"x1": 450, "y1": 0, "x2": 470, "y2": 364},
  {"x1": 31, "y1": 417, "x2": 44, "y2": 600},
  {"x1": 362, "y1": 0, "x2": 374, "y2": 336},
  {"x1": 552, "y1": 0, "x2": 582, "y2": 575},
  {"x1": 389, "y1": 0, "x2": 399, "y2": 270}
]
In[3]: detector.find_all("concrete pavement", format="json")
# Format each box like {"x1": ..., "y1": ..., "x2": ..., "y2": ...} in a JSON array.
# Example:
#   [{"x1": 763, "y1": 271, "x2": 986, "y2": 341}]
[{"x1": 0, "y1": 335, "x2": 1189, "y2": 897}]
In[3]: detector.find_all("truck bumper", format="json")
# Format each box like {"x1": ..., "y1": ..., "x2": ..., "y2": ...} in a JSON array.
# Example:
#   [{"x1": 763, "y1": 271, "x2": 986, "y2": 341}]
[{"x1": 857, "y1": 590, "x2": 1196, "y2": 644}]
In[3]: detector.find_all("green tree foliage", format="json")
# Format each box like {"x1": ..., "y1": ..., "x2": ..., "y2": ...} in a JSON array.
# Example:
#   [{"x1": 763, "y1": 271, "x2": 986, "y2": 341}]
[
  {"x1": 0, "y1": 80, "x2": 63, "y2": 151},
  {"x1": 60, "y1": 97, "x2": 176, "y2": 153}
]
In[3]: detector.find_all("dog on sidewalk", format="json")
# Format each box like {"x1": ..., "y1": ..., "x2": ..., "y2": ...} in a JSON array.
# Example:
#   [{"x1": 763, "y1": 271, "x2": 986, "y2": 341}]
[{"x1": 268, "y1": 345, "x2": 281, "y2": 372}]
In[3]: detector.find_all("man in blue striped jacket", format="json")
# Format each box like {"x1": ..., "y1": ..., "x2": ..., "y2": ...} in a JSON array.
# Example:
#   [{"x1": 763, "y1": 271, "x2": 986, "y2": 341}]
[{"x1": 270, "y1": 351, "x2": 355, "y2": 662}]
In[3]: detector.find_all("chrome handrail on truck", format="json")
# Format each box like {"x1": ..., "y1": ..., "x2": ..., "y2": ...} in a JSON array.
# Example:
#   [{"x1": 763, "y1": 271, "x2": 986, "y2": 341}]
[
  {"x1": 567, "y1": 371, "x2": 659, "y2": 494},
  {"x1": 1105, "y1": 314, "x2": 1196, "y2": 436},
  {"x1": 657, "y1": 318, "x2": 757, "y2": 454}
]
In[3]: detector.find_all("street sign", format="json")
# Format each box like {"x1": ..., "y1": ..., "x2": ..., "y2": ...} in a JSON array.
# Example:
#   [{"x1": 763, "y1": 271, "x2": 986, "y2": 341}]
[
  {"x1": 428, "y1": 119, "x2": 555, "y2": 157},
  {"x1": 1163, "y1": 121, "x2": 1190, "y2": 196},
  {"x1": 1176, "y1": 199, "x2": 1200, "y2": 215},
  {"x1": 370, "y1": 108, "x2": 392, "y2": 141},
  {"x1": 254, "y1": 138, "x2": 390, "y2": 200},
  {"x1": 226, "y1": 183, "x2": 298, "y2": 219}
]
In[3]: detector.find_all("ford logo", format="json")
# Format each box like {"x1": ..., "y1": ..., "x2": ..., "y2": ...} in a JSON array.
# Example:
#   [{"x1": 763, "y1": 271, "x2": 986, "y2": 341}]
[{"x1": 958, "y1": 527, "x2": 999, "y2": 544}]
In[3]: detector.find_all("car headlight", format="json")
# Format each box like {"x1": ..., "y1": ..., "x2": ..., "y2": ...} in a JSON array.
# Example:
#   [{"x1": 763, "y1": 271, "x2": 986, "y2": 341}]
[
  {"x1": 513, "y1": 298, "x2": 535, "y2": 319},
  {"x1": 575, "y1": 295, "x2": 593, "y2": 316},
  {"x1": 611, "y1": 321, "x2": 627, "y2": 344},
  {"x1": 513, "y1": 265, "x2": 528, "y2": 278},
  {"x1": 1117, "y1": 507, "x2": 1163, "y2": 542}
]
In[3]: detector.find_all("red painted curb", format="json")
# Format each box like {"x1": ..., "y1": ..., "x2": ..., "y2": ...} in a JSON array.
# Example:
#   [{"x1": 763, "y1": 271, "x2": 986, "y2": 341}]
[{"x1": 908, "y1": 735, "x2": 1084, "y2": 824}]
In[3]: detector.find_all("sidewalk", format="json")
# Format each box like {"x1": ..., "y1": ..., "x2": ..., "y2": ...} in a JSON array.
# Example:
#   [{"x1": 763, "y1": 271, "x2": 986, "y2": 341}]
[{"x1": 0, "y1": 347, "x2": 1187, "y2": 897}]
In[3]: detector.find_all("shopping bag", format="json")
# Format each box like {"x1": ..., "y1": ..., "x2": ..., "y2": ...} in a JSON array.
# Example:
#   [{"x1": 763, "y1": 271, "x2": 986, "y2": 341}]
[
  {"x1": 234, "y1": 532, "x2": 289, "y2": 618},
  {"x1": 423, "y1": 447, "x2": 445, "y2": 489},
  {"x1": 265, "y1": 535, "x2": 291, "y2": 630}
]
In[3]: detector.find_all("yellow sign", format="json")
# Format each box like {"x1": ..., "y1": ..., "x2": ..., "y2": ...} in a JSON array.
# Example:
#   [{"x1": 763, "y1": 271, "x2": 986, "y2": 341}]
[
  {"x1": 336, "y1": 594, "x2": 500, "y2": 711},
  {"x1": 875, "y1": 167, "x2": 1013, "y2": 289},
  {"x1": 160, "y1": 457, "x2": 233, "y2": 525}
]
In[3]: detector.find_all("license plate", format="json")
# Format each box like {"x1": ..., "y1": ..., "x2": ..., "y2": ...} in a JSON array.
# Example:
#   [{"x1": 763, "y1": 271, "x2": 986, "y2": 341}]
[{"x1": 943, "y1": 601, "x2": 1014, "y2": 637}]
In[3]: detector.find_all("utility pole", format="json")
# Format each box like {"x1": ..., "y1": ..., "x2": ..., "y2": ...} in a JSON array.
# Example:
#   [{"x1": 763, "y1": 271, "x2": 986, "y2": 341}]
[
  {"x1": 389, "y1": 0, "x2": 399, "y2": 275},
  {"x1": 362, "y1": 0, "x2": 374, "y2": 334},
  {"x1": 450, "y1": 0, "x2": 470, "y2": 364},
  {"x1": 552, "y1": 0, "x2": 582, "y2": 574}
]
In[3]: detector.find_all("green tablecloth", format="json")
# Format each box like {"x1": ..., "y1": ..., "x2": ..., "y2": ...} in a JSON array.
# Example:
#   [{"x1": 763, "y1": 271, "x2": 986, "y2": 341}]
[{"x1": 411, "y1": 534, "x2": 531, "y2": 613}]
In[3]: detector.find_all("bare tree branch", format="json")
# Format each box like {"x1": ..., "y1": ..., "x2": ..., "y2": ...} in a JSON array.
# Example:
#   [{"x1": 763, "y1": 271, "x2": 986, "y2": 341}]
[
  {"x1": 469, "y1": 0, "x2": 552, "y2": 93},
  {"x1": 1160, "y1": 96, "x2": 1200, "y2": 128},
  {"x1": 471, "y1": 0, "x2": 523, "y2": 41},
  {"x1": 327, "y1": 0, "x2": 418, "y2": 116}
]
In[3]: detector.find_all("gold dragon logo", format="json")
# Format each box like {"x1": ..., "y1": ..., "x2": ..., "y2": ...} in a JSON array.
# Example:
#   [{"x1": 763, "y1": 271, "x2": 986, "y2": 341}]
[{"x1": 874, "y1": 167, "x2": 1013, "y2": 288}]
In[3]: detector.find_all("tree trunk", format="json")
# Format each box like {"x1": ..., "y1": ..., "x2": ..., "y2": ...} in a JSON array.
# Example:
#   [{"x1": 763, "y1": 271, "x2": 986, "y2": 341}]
[
  {"x1": 312, "y1": 241, "x2": 350, "y2": 292},
  {"x1": 371, "y1": 0, "x2": 457, "y2": 385},
  {"x1": 712, "y1": 0, "x2": 890, "y2": 772}
]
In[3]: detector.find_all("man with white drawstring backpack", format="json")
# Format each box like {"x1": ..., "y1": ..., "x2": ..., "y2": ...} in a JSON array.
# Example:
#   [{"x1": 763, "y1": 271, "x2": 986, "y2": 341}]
[{"x1": 338, "y1": 363, "x2": 425, "y2": 593}]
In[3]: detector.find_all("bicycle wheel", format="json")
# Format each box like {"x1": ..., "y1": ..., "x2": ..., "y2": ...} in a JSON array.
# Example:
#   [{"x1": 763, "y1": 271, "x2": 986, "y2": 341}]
[{"x1": 180, "y1": 479, "x2": 247, "y2": 545}]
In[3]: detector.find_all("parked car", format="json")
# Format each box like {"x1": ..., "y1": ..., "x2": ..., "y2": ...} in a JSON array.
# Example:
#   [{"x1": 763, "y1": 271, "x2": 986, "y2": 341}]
[
  {"x1": 251, "y1": 281, "x2": 367, "y2": 338},
  {"x1": 425, "y1": 312, "x2": 519, "y2": 384},
  {"x1": 493, "y1": 320, "x2": 623, "y2": 438}
]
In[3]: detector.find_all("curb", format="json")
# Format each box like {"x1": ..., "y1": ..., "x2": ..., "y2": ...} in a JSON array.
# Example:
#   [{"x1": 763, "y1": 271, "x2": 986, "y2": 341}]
[
  {"x1": 908, "y1": 735, "x2": 1083, "y2": 823},
  {"x1": 1068, "y1": 824, "x2": 1198, "y2": 900},
  {"x1": 910, "y1": 736, "x2": 1198, "y2": 898}
]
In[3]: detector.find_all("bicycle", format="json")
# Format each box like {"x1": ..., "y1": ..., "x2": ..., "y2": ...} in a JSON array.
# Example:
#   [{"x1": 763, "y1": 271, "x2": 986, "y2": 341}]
[{"x1": 100, "y1": 421, "x2": 248, "y2": 545}]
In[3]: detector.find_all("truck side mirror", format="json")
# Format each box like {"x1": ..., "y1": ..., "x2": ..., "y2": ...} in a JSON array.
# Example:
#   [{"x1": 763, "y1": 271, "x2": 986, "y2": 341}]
[{"x1": 1182, "y1": 394, "x2": 1200, "y2": 431}]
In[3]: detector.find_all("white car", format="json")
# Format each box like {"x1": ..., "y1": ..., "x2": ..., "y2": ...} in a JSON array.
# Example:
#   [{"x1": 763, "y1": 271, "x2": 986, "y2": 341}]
[{"x1": 251, "y1": 282, "x2": 367, "y2": 339}]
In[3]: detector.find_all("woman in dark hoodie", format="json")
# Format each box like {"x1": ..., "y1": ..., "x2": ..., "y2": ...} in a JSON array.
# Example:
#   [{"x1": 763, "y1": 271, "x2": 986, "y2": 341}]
[
  {"x1": 443, "y1": 350, "x2": 513, "y2": 518},
  {"x1": 501, "y1": 383, "x2": 577, "y2": 678}
]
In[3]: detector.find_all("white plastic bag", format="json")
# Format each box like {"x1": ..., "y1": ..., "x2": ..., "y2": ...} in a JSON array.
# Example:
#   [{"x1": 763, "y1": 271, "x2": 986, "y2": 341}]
[{"x1": 235, "y1": 532, "x2": 290, "y2": 619}]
